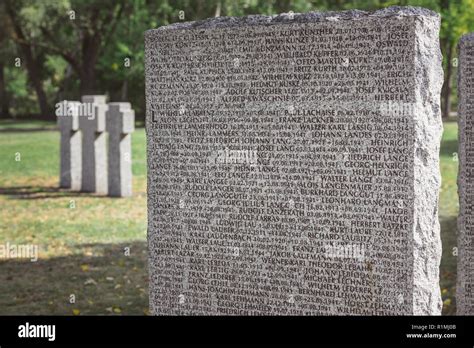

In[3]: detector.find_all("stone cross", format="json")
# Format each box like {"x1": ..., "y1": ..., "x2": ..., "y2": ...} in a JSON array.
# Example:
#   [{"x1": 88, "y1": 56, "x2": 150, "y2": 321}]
[
  {"x1": 457, "y1": 33, "x2": 474, "y2": 315},
  {"x1": 106, "y1": 102, "x2": 135, "y2": 197},
  {"x1": 57, "y1": 100, "x2": 82, "y2": 190},
  {"x1": 145, "y1": 7, "x2": 443, "y2": 315},
  {"x1": 79, "y1": 95, "x2": 108, "y2": 194}
]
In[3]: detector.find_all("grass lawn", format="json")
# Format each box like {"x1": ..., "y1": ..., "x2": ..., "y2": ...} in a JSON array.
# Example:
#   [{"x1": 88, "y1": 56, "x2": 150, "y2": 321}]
[
  {"x1": 0, "y1": 120, "x2": 148, "y2": 315},
  {"x1": 439, "y1": 119, "x2": 459, "y2": 315},
  {"x1": 0, "y1": 119, "x2": 460, "y2": 315}
]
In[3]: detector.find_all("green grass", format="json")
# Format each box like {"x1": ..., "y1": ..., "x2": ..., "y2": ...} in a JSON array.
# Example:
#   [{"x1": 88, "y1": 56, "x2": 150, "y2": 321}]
[
  {"x1": 0, "y1": 120, "x2": 148, "y2": 315},
  {"x1": 439, "y1": 119, "x2": 459, "y2": 315},
  {"x1": 0, "y1": 119, "x2": 461, "y2": 315},
  {"x1": 0, "y1": 119, "x2": 56, "y2": 131}
]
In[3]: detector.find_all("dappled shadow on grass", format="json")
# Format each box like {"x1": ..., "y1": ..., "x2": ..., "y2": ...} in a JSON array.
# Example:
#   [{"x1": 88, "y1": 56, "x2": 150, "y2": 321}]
[
  {"x1": 0, "y1": 219, "x2": 460, "y2": 316},
  {"x1": 0, "y1": 185, "x2": 113, "y2": 200},
  {"x1": 0, "y1": 119, "x2": 56, "y2": 132},
  {"x1": 0, "y1": 127, "x2": 57, "y2": 133},
  {"x1": 0, "y1": 241, "x2": 149, "y2": 315}
]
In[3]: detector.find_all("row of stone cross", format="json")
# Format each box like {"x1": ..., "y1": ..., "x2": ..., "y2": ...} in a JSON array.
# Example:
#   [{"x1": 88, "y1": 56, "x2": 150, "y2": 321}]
[{"x1": 57, "y1": 95, "x2": 135, "y2": 197}]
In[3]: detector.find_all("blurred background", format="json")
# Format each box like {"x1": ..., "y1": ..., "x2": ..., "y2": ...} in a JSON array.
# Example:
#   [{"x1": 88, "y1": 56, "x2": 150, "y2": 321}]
[
  {"x1": 0, "y1": 0, "x2": 470, "y2": 315},
  {"x1": 1, "y1": 0, "x2": 473, "y2": 120}
]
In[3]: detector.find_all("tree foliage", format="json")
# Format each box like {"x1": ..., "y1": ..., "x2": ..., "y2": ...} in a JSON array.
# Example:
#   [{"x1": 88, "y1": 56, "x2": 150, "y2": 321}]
[{"x1": 1, "y1": 0, "x2": 474, "y2": 119}]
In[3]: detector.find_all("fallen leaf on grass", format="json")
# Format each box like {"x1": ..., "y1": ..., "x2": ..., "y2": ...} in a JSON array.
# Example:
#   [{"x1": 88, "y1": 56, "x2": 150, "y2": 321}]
[{"x1": 84, "y1": 278, "x2": 97, "y2": 286}]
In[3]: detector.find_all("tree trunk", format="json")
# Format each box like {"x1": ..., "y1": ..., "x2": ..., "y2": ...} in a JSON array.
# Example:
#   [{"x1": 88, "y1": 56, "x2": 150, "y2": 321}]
[
  {"x1": 120, "y1": 79, "x2": 128, "y2": 101},
  {"x1": 0, "y1": 63, "x2": 10, "y2": 118},
  {"x1": 79, "y1": 68, "x2": 96, "y2": 96},
  {"x1": 441, "y1": 41, "x2": 453, "y2": 119},
  {"x1": 5, "y1": 0, "x2": 51, "y2": 119},
  {"x1": 21, "y1": 45, "x2": 51, "y2": 118},
  {"x1": 214, "y1": 1, "x2": 221, "y2": 17},
  {"x1": 56, "y1": 64, "x2": 73, "y2": 102},
  {"x1": 79, "y1": 34, "x2": 101, "y2": 95}
]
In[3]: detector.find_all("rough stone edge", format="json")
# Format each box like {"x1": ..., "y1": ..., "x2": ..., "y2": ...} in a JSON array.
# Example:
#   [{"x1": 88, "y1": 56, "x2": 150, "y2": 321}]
[
  {"x1": 146, "y1": 6, "x2": 438, "y2": 35},
  {"x1": 458, "y1": 32, "x2": 474, "y2": 47},
  {"x1": 144, "y1": 19, "x2": 156, "y2": 316},
  {"x1": 457, "y1": 33, "x2": 474, "y2": 315},
  {"x1": 412, "y1": 15, "x2": 443, "y2": 315}
]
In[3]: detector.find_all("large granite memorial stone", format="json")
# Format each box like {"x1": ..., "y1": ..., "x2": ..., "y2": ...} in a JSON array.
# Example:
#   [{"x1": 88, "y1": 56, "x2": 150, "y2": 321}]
[
  {"x1": 457, "y1": 33, "x2": 474, "y2": 316},
  {"x1": 145, "y1": 7, "x2": 443, "y2": 315}
]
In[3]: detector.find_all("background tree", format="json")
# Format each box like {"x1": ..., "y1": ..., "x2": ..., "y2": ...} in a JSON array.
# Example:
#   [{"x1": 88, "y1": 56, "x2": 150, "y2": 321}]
[
  {"x1": 37, "y1": 0, "x2": 131, "y2": 95},
  {"x1": 440, "y1": 0, "x2": 474, "y2": 117},
  {"x1": 2, "y1": 0, "x2": 474, "y2": 119},
  {"x1": 0, "y1": 5, "x2": 12, "y2": 118},
  {"x1": 4, "y1": 0, "x2": 52, "y2": 118}
]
